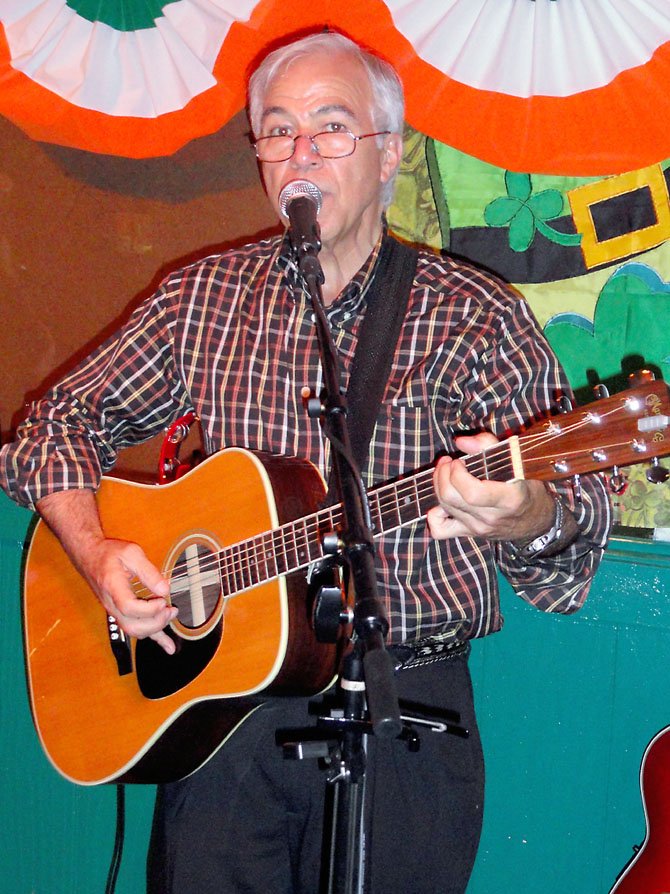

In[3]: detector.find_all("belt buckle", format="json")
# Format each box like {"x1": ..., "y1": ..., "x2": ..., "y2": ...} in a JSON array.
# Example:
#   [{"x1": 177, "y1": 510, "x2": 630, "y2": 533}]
[{"x1": 391, "y1": 636, "x2": 468, "y2": 671}]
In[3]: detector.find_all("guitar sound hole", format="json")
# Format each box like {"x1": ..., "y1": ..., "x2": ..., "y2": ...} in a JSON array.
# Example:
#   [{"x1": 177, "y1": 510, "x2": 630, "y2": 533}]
[{"x1": 169, "y1": 541, "x2": 222, "y2": 633}]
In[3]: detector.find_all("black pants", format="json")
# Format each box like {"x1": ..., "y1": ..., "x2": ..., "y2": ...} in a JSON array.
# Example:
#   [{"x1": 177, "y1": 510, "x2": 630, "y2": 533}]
[{"x1": 147, "y1": 652, "x2": 484, "y2": 893}]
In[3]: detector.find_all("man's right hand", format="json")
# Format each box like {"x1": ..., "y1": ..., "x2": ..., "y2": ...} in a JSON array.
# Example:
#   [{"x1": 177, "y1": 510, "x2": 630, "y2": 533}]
[
  {"x1": 36, "y1": 489, "x2": 178, "y2": 655},
  {"x1": 80, "y1": 536, "x2": 178, "y2": 654}
]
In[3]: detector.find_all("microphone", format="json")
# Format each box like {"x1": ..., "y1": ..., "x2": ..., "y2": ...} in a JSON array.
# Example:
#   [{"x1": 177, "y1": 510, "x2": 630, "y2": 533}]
[{"x1": 279, "y1": 180, "x2": 323, "y2": 256}]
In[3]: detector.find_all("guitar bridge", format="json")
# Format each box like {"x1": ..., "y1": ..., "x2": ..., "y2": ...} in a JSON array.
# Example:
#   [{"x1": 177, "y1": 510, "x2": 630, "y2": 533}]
[{"x1": 107, "y1": 615, "x2": 132, "y2": 676}]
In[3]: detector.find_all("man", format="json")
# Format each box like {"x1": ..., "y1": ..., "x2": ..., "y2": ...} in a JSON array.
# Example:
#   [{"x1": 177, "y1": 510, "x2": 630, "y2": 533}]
[{"x1": 1, "y1": 31, "x2": 611, "y2": 894}]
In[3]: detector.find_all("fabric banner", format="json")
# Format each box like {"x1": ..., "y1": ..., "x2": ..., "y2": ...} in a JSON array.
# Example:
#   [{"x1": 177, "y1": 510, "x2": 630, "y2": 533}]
[{"x1": 2, "y1": 0, "x2": 670, "y2": 172}]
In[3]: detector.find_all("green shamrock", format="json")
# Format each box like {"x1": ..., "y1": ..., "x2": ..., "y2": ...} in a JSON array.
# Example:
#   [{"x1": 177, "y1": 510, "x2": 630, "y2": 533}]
[{"x1": 484, "y1": 171, "x2": 582, "y2": 252}]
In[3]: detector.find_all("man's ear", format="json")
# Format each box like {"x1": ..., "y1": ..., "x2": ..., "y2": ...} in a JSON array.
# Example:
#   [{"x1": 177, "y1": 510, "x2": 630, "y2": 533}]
[{"x1": 380, "y1": 132, "x2": 403, "y2": 185}]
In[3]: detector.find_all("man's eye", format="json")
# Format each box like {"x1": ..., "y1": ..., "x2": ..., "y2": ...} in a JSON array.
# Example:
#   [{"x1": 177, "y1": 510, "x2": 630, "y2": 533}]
[
  {"x1": 266, "y1": 126, "x2": 292, "y2": 137},
  {"x1": 322, "y1": 122, "x2": 347, "y2": 133}
]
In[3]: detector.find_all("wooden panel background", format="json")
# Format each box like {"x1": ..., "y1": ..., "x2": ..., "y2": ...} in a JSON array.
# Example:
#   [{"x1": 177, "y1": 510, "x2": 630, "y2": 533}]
[{"x1": 0, "y1": 110, "x2": 276, "y2": 475}]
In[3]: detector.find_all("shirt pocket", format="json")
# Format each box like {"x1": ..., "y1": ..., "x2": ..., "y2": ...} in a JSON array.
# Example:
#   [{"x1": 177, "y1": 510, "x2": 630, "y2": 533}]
[{"x1": 367, "y1": 403, "x2": 452, "y2": 482}]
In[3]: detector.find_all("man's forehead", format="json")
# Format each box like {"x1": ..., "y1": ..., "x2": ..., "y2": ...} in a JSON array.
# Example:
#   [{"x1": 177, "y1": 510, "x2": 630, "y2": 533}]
[{"x1": 259, "y1": 53, "x2": 371, "y2": 121}]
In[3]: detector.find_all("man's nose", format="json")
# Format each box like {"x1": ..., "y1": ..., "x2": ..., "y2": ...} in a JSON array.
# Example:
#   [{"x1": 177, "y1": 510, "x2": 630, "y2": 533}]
[{"x1": 291, "y1": 134, "x2": 320, "y2": 166}]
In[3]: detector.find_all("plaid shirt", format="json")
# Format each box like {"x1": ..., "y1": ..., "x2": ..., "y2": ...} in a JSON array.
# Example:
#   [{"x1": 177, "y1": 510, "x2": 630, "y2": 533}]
[{"x1": 1, "y1": 232, "x2": 611, "y2": 643}]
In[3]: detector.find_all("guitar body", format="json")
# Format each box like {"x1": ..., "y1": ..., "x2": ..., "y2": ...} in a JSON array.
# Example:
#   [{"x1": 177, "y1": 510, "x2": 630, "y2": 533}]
[
  {"x1": 23, "y1": 449, "x2": 338, "y2": 785},
  {"x1": 610, "y1": 726, "x2": 670, "y2": 893}
]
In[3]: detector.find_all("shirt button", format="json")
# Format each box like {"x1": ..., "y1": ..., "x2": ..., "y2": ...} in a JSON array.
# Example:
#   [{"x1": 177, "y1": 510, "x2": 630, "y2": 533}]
[{"x1": 343, "y1": 311, "x2": 351, "y2": 321}]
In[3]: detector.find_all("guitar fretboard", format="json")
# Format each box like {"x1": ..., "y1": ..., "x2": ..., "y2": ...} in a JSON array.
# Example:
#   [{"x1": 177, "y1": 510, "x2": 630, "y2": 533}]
[{"x1": 215, "y1": 440, "x2": 516, "y2": 598}]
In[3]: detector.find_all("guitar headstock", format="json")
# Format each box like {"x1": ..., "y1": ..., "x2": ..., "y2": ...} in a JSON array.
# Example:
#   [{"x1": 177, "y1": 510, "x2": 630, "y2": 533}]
[{"x1": 519, "y1": 380, "x2": 670, "y2": 483}]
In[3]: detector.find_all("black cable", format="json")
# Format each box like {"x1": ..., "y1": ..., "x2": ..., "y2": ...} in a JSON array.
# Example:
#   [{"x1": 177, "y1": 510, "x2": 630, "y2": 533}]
[{"x1": 105, "y1": 783, "x2": 126, "y2": 894}]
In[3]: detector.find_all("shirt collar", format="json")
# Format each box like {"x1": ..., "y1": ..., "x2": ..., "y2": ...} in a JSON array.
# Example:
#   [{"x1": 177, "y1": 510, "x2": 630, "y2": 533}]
[{"x1": 275, "y1": 225, "x2": 388, "y2": 330}]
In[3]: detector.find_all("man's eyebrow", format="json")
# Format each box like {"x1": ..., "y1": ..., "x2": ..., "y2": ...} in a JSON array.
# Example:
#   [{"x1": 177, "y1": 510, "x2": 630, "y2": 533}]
[
  {"x1": 260, "y1": 105, "x2": 288, "y2": 124},
  {"x1": 260, "y1": 102, "x2": 358, "y2": 123},
  {"x1": 312, "y1": 103, "x2": 357, "y2": 119}
]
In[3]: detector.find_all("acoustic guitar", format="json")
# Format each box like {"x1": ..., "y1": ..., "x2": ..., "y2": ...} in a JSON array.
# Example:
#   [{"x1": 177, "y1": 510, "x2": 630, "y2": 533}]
[
  {"x1": 609, "y1": 725, "x2": 670, "y2": 893},
  {"x1": 22, "y1": 381, "x2": 670, "y2": 785}
]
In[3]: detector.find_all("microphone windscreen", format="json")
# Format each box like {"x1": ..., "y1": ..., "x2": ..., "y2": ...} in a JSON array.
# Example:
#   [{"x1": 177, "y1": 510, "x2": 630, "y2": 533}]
[{"x1": 279, "y1": 180, "x2": 323, "y2": 217}]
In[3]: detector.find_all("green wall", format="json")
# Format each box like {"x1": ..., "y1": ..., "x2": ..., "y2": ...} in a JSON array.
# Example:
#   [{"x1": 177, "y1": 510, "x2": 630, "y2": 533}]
[
  {"x1": 469, "y1": 535, "x2": 670, "y2": 892},
  {"x1": 2, "y1": 490, "x2": 668, "y2": 892},
  {"x1": 0, "y1": 495, "x2": 154, "y2": 893}
]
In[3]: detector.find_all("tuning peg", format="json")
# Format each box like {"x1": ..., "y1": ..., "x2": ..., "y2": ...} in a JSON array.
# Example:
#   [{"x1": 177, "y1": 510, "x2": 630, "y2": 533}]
[
  {"x1": 572, "y1": 474, "x2": 583, "y2": 503},
  {"x1": 628, "y1": 368, "x2": 656, "y2": 387},
  {"x1": 646, "y1": 457, "x2": 670, "y2": 484},
  {"x1": 609, "y1": 469, "x2": 628, "y2": 495},
  {"x1": 598, "y1": 380, "x2": 626, "y2": 493},
  {"x1": 557, "y1": 394, "x2": 573, "y2": 413},
  {"x1": 556, "y1": 394, "x2": 584, "y2": 500}
]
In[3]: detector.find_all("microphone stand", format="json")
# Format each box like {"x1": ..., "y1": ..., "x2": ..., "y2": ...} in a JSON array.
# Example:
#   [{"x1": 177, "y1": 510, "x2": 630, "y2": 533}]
[{"x1": 290, "y1": 224, "x2": 402, "y2": 893}]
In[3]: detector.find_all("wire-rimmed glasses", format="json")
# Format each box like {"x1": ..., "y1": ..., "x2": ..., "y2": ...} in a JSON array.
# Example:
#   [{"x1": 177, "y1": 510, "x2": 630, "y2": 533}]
[{"x1": 253, "y1": 130, "x2": 391, "y2": 163}]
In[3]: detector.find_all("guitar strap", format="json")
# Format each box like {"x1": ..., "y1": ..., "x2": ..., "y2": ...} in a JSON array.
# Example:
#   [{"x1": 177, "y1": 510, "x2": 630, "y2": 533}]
[{"x1": 325, "y1": 233, "x2": 419, "y2": 502}]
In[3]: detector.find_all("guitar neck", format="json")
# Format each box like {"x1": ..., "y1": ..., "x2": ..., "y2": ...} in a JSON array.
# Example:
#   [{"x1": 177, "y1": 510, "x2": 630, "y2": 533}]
[
  {"x1": 215, "y1": 467, "x2": 430, "y2": 596},
  {"x1": 216, "y1": 379, "x2": 670, "y2": 598},
  {"x1": 216, "y1": 456, "x2": 508, "y2": 598}
]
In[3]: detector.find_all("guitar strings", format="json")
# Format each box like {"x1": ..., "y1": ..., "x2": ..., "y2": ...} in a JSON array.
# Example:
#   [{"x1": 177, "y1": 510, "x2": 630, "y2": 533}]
[
  {"x1": 132, "y1": 401, "x2": 630, "y2": 602},
  {"x1": 132, "y1": 410, "x2": 614, "y2": 600},
  {"x1": 130, "y1": 470, "x2": 437, "y2": 601},
  {"x1": 467, "y1": 402, "x2": 636, "y2": 481},
  {"x1": 465, "y1": 403, "x2": 626, "y2": 478},
  {"x1": 131, "y1": 437, "x2": 510, "y2": 603}
]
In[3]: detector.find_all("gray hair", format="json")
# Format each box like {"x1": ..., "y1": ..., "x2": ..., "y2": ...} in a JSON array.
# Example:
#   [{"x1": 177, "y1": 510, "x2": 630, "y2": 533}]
[{"x1": 248, "y1": 32, "x2": 405, "y2": 207}]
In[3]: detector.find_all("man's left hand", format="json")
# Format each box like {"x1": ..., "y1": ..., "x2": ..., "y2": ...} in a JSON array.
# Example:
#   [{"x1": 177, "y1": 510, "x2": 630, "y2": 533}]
[{"x1": 427, "y1": 433, "x2": 556, "y2": 542}]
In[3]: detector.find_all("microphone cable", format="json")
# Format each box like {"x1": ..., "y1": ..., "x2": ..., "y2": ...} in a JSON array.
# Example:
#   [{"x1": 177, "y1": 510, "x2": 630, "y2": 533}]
[{"x1": 105, "y1": 784, "x2": 126, "y2": 894}]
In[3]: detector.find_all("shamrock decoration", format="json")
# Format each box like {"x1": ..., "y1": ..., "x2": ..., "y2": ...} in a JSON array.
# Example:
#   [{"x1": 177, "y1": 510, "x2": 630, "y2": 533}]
[{"x1": 484, "y1": 171, "x2": 582, "y2": 252}]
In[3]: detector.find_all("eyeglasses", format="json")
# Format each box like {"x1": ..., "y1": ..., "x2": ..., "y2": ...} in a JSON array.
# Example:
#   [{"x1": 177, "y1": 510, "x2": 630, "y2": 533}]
[{"x1": 253, "y1": 130, "x2": 391, "y2": 163}]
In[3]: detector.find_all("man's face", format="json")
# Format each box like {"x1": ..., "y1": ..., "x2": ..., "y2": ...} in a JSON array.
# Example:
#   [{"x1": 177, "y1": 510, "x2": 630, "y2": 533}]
[{"x1": 257, "y1": 50, "x2": 401, "y2": 253}]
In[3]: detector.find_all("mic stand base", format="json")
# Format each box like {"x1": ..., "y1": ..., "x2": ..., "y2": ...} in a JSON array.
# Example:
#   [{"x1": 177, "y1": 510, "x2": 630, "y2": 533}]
[{"x1": 275, "y1": 649, "x2": 468, "y2": 894}]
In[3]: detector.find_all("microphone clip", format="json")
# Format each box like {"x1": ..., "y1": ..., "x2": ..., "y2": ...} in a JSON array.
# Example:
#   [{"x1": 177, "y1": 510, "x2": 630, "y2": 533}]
[{"x1": 288, "y1": 195, "x2": 322, "y2": 257}]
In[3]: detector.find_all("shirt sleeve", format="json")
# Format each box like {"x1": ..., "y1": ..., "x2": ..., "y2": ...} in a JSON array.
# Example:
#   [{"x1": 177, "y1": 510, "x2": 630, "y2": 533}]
[
  {"x1": 457, "y1": 288, "x2": 613, "y2": 615},
  {"x1": 0, "y1": 286, "x2": 193, "y2": 509}
]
